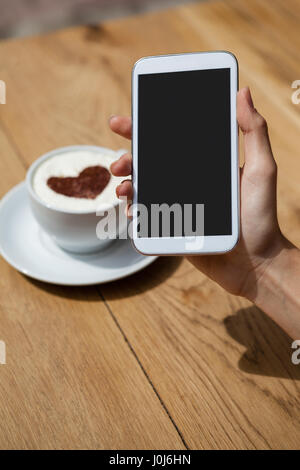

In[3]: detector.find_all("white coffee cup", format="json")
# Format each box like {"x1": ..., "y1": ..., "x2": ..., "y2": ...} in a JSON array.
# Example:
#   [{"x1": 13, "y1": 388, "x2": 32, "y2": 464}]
[{"x1": 26, "y1": 145, "x2": 127, "y2": 254}]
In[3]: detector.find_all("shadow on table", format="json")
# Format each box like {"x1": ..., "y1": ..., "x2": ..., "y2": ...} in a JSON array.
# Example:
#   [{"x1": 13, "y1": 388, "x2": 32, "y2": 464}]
[
  {"x1": 101, "y1": 256, "x2": 182, "y2": 300},
  {"x1": 224, "y1": 305, "x2": 300, "y2": 380},
  {"x1": 25, "y1": 256, "x2": 182, "y2": 301}
]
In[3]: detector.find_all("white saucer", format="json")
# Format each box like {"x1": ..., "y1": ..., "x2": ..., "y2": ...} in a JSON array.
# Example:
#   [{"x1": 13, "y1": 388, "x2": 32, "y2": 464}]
[{"x1": 0, "y1": 182, "x2": 157, "y2": 286}]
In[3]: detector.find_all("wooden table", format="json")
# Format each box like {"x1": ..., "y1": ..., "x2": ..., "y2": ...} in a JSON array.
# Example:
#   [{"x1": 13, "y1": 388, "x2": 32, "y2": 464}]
[{"x1": 0, "y1": 0, "x2": 299, "y2": 450}]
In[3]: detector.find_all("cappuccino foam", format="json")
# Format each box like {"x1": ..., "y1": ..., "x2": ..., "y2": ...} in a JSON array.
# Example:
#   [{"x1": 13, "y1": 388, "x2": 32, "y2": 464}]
[{"x1": 33, "y1": 149, "x2": 124, "y2": 212}]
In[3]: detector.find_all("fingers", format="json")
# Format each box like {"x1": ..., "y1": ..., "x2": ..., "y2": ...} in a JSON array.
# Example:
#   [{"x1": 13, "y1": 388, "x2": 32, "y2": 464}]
[
  {"x1": 109, "y1": 116, "x2": 132, "y2": 140},
  {"x1": 109, "y1": 116, "x2": 133, "y2": 213},
  {"x1": 237, "y1": 87, "x2": 277, "y2": 177},
  {"x1": 110, "y1": 152, "x2": 132, "y2": 177},
  {"x1": 110, "y1": 150, "x2": 132, "y2": 205},
  {"x1": 116, "y1": 179, "x2": 133, "y2": 201}
]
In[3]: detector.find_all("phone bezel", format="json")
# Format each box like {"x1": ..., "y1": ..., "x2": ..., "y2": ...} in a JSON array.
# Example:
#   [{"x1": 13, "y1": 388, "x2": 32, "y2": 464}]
[{"x1": 131, "y1": 51, "x2": 239, "y2": 255}]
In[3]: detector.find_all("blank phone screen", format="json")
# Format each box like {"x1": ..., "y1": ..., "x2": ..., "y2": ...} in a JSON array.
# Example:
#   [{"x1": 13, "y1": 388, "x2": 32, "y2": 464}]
[{"x1": 137, "y1": 68, "x2": 232, "y2": 237}]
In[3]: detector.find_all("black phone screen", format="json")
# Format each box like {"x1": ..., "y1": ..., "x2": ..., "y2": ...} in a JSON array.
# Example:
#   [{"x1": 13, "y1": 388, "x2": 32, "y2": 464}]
[{"x1": 137, "y1": 68, "x2": 232, "y2": 237}]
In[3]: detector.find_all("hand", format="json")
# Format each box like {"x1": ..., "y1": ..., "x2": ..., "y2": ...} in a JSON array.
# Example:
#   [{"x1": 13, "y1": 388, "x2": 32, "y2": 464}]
[{"x1": 109, "y1": 87, "x2": 287, "y2": 301}]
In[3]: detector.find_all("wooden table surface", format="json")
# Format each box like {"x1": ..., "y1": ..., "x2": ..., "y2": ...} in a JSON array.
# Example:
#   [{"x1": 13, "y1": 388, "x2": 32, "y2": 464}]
[{"x1": 0, "y1": 0, "x2": 300, "y2": 450}]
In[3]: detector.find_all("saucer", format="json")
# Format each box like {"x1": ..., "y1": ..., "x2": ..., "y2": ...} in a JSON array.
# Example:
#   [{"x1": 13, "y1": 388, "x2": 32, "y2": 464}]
[{"x1": 0, "y1": 182, "x2": 158, "y2": 286}]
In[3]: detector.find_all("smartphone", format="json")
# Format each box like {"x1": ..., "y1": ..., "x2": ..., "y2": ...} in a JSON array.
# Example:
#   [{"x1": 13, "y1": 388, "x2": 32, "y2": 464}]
[{"x1": 131, "y1": 51, "x2": 239, "y2": 255}]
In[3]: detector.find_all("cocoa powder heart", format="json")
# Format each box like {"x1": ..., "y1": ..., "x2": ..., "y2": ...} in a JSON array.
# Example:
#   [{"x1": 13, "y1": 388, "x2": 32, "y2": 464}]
[{"x1": 47, "y1": 165, "x2": 111, "y2": 199}]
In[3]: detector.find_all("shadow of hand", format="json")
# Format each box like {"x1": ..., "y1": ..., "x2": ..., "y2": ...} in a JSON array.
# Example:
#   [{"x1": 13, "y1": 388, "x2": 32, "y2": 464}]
[{"x1": 224, "y1": 306, "x2": 300, "y2": 380}]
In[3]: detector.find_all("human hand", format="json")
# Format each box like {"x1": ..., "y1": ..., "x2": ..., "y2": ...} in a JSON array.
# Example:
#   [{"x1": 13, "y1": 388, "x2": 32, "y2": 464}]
[{"x1": 109, "y1": 87, "x2": 287, "y2": 301}]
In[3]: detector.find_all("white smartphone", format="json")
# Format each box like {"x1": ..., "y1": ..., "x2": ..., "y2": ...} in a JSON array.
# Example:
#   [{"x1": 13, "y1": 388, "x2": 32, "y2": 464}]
[{"x1": 131, "y1": 51, "x2": 239, "y2": 255}]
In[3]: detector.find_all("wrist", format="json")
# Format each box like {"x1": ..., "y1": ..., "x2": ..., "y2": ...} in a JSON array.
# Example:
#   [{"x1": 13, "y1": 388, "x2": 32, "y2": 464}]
[
  {"x1": 244, "y1": 235, "x2": 300, "y2": 338},
  {"x1": 244, "y1": 235, "x2": 295, "y2": 304}
]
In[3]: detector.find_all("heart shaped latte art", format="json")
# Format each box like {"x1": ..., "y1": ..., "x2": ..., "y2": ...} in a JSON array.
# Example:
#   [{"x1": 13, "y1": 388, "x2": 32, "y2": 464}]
[{"x1": 47, "y1": 165, "x2": 111, "y2": 199}]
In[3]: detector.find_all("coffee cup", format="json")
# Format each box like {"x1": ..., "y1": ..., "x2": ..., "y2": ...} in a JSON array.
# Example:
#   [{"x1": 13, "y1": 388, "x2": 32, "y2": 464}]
[{"x1": 26, "y1": 145, "x2": 127, "y2": 254}]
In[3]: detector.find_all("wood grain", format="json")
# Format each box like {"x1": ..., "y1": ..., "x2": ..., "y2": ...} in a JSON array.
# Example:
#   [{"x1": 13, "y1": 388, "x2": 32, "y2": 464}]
[
  {"x1": 0, "y1": 135, "x2": 185, "y2": 449},
  {"x1": 0, "y1": 0, "x2": 300, "y2": 449}
]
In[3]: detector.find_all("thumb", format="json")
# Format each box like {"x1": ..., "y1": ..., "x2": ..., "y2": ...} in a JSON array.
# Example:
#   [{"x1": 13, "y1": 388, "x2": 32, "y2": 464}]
[{"x1": 237, "y1": 87, "x2": 276, "y2": 175}]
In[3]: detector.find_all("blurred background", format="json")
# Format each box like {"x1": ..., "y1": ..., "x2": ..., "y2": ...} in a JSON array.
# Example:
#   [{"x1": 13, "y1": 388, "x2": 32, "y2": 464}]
[{"x1": 0, "y1": 0, "x2": 206, "y2": 39}]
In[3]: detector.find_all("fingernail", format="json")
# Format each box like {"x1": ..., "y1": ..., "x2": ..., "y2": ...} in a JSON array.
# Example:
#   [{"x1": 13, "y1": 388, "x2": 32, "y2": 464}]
[
  {"x1": 109, "y1": 114, "x2": 116, "y2": 123},
  {"x1": 245, "y1": 87, "x2": 254, "y2": 108},
  {"x1": 126, "y1": 204, "x2": 132, "y2": 218}
]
